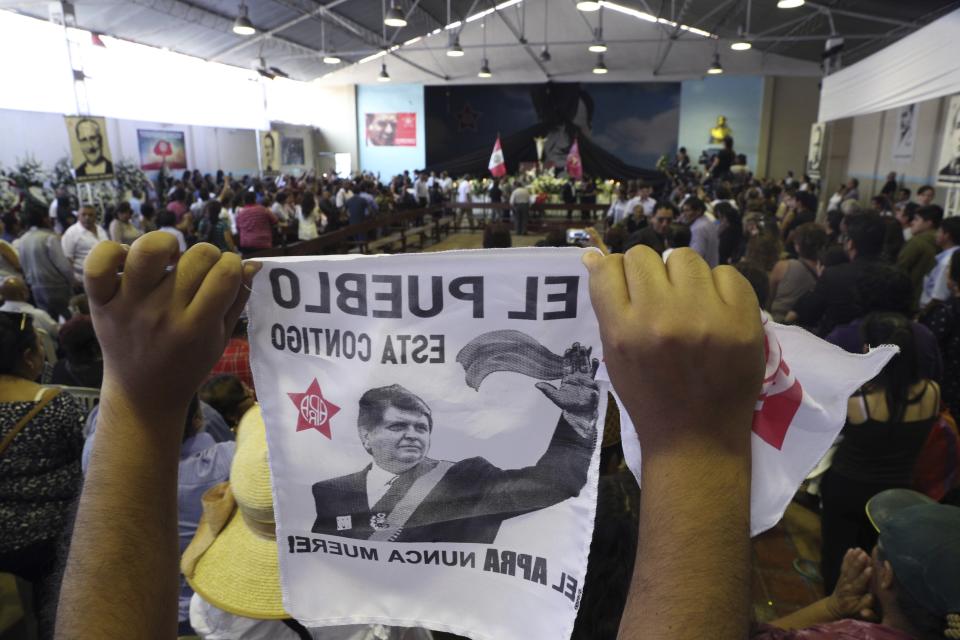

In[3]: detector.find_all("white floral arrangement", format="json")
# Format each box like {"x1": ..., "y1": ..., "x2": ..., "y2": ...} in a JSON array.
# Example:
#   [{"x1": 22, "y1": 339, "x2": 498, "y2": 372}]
[
  {"x1": 0, "y1": 174, "x2": 20, "y2": 213},
  {"x1": 471, "y1": 177, "x2": 492, "y2": 198},
  {"x1": 114, "y1": 158, "x2": 152, "y2": 199},
  {"x1": 528, "y1": 174, "x2": 565, "y2": 196}
]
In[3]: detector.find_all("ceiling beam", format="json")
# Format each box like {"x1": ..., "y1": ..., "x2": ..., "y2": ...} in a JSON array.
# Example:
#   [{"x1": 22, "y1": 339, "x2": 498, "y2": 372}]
[
  {"x1": 128, "y1": 0, "x2": 327, "y2": 61},
  {"x1": 206, "y1": 0, "x2": 356, "y2": 62},
  {"x1": 491, "y1": 0, "x2": 550, "y2": 81},
  {"x1": 805, "y1": 2, "x2": 918, "y2": 28}
]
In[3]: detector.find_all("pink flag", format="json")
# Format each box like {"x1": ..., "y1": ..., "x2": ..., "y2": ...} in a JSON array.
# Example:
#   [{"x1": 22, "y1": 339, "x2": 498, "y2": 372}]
[
  {"x1": 488, "y1": 136, "x2": 506, "y2": 178},
  {"x1": 566, "y1": 138, "x2": 583, "y2": 179}
]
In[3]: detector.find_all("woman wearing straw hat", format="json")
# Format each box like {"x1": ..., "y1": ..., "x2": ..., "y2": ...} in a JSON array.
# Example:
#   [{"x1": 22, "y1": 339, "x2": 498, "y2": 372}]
[{"x1": 183, "y1": 406, "x2": 432, "y2": 640}]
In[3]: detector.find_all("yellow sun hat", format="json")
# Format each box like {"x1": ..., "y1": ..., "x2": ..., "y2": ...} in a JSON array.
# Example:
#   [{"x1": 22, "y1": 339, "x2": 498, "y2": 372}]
[{"x1": 181, "y1": 405, "x2": 288, "y2": 619}]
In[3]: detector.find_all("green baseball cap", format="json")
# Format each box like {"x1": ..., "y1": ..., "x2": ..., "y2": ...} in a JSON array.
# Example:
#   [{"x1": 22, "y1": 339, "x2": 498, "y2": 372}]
[{"x1": 866, "y1": 489, "x2": 960, "y2": 622}]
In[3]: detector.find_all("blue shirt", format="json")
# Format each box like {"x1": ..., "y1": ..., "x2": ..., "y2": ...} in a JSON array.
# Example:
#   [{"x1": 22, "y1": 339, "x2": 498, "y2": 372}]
[{"x1": 81, "y1": 408, "x2": 235, "y2": 623}]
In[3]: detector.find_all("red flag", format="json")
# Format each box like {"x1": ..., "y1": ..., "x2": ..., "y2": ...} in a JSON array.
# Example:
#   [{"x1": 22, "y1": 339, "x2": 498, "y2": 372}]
[
  {"x1": 488, "y1": 136, "x2": 506, "y2": 178},
  {"x1": 566, "y1": 138, "x2": 582, "y2": 179}
]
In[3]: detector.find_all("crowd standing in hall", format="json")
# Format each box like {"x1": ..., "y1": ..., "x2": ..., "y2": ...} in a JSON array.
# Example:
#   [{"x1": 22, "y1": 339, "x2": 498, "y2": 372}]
[{"x1": 1, "y1": 146, "x2": 959, "y2": 640}]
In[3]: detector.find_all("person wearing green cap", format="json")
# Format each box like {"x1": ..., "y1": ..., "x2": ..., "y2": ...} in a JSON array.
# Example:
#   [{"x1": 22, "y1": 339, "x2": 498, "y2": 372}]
[{"x1": 755, "y1": 488, "x2": 960, "y2": 640}]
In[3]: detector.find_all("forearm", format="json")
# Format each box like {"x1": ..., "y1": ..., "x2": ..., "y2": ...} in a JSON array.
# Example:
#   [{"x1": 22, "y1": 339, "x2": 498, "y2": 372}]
[
  {"x1": 769, "y1": 597, "x2": 840, "y2": 630},
  {"x1": 56, "y1": 386, "x2": 185, "y2": 639},
  {"x1": 618, "y1": 438, "x2": 751, "y2": 640}
]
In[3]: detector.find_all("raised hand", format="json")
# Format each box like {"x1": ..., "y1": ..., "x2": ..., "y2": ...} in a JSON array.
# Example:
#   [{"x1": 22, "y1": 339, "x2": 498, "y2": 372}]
[
  {"x1": 84, "y1": 231, "x2": 260, "y2": 420},
  {"x1": 536, "y1": 343, "x2": 600, "y2": 438}
]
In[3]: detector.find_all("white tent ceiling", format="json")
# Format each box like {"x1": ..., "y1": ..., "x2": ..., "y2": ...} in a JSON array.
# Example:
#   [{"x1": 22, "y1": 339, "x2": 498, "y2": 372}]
[
  {"x1": 315, "y1": 0, "x2": 821, "y2": 85},
  {"x1": 2, "y1": 0, "x2": 957, "y2": 84}
]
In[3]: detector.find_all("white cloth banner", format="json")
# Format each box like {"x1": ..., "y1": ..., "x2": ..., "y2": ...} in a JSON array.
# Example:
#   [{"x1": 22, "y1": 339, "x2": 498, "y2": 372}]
[
  {"x1": 248, "y1": 249, "x2": 896, "y2": 639},
  {"x1": 250, "y1": 249, "x2": 605, "y2": 640}
]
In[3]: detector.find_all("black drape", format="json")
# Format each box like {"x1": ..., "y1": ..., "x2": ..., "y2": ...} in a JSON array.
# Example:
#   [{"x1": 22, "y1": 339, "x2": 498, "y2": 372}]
[{"x1": 425, "y1": 121, "x2": 666, "y2": 185}]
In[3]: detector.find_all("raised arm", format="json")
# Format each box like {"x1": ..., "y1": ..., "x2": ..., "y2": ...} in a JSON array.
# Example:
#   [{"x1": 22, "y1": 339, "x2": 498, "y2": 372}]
[
  {"x1": 584, "y1": 246, "x2": 764, "y2": 640},
  {"x1": 55, "y1": 232, "x2": 257, "y2": 639}
]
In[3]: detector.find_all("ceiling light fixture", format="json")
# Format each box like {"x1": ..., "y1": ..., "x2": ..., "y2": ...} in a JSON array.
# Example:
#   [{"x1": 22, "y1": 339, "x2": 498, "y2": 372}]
[
  {"x1": 577, "y1": 1, "x2": 602, "y2": 11},
  {"x1": 378, "y1": 62, "x2": 391, "y2": 81},
  {"x1": 776, "y1": 0, "x2": 805, "y2": 8},
  {"x1": 323, "y1": 53, "x2": 341, "y2": 64},
  {"x1": 446, "y1": 35, "x2": 465, "y2": 56},
  {"x1": 539, "y1": 46, "x2": 552, "y2": 62},
  {"x1": 478, "y1": 58, "x2": 492, "y2": 78},
  {"x1": 592, "y1": 53, "x2": 608, "y2": 74},
  {"x1": 384, "y1": 3, "x2": 407, "y2": 28},
  {"x1": 589, "y1": 12, "x2": 606, "y2": 53},
  {"x1": 232, "y1": 2, "x2": 255, "y2": 36},
  {"x1": 730, "y1": 26, "x2": 751, "y2": 50},
  {"x1": 707, "y1": 53, "x2": 723, "y2": 74},
  {"x1": 478, "y1": 19, "x2": 492, "y2": 78}
]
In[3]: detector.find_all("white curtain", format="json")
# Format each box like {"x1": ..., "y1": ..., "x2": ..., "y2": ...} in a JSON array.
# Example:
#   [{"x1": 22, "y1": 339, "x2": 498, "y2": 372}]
[{"x1": 819, "y1": 8, "x2": 960, "y2": 122}]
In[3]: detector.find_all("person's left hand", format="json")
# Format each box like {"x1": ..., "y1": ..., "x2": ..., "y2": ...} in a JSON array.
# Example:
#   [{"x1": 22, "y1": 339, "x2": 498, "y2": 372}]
[
  {"x1": 535, "y1": 343, "x2": 600, "y2": 438},
  {"x1": 827, "y1": 548, "x2": 875, "y2": 620}
]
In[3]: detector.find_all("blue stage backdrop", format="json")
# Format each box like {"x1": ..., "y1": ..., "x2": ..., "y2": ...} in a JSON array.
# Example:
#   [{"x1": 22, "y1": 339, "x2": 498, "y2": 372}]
[{"x1": 425, "y1": 82, "x2": 680, "y2": 173}]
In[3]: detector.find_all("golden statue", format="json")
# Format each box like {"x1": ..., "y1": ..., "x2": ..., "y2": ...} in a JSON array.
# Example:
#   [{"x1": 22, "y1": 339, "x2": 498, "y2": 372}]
[{"x1": 709, "y1": 115, "x2": 732, "y2": 145}]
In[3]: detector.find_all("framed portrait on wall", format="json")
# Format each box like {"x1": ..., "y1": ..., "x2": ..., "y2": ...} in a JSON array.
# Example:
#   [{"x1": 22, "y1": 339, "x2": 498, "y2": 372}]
[
  {"x1": 365, "y1": 112, "x2": 416, "y2": 146},
  {"x1": 137, "y1": 129, "x2": 187, "y2": 171},
  {"x1": 260, "y1": 130, "x2": 280, "y2": 174},
  {"x1": 806, "y1": 122, "x2": 825, "y2": 179},
  {"x1": 892, "y1": 104, "x2": 917, "y2": 162},
  {"x1": 282, "y1": 136, "x2": 305, "y2": 165},
  {"x1": 936, "y1": 95, "x2": 960, "y2": 185},
  {"x1": 64, "y1": 115, "x2": 115, "y2": 182}
]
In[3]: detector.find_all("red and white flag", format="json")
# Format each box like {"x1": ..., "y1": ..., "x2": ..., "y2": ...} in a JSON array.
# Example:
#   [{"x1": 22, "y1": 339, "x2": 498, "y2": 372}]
[
  {"x1": 610, "y1": 313, "x2": 897, "y2": 536},
  {"x1": 565, "y1": 138, "x2": 583, "y2": 179},
  {"x1": 488, "y1": 135, "x2": 506, "y2": 177}
]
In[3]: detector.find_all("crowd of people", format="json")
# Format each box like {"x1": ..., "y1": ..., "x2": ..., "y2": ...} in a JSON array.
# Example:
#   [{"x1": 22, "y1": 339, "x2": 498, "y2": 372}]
[{"x1": 1, "y1": 147, "x2": 959, "y2": 640}]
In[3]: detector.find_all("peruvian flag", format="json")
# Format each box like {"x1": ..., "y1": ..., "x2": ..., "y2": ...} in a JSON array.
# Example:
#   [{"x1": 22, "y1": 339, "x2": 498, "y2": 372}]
[
  {"x1": 488, "y1": 136, "x2": 506, "y2": 177},
  {"x1": 566, "y1": 138, "x2": 583, "y2": 179}
]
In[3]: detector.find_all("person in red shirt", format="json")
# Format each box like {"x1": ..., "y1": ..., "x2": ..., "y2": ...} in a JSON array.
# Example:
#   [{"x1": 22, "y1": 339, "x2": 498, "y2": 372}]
[
  {"x1": 208, "y1": 319, "x2": 254, "y2": 391},
  {"x1": 235, "y1": 191, "x2": 277, "y2": 256}
]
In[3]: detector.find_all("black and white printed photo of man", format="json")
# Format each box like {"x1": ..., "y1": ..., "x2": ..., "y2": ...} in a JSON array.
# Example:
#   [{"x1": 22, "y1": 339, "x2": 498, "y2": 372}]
[
  {"x1": 938, "y1": 101, "x2": 960, "y2": 179},
  {"x1": 68, "y1": 116, "x2": 114, "y2": 181},
  {"x1": 311, "y1": 343, "x2": 600, "y2": 544}
]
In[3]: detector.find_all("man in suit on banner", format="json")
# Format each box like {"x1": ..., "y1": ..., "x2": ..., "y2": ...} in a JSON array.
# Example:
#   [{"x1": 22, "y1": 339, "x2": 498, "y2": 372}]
[{"x1": 311, "y1": 343, "x2": 599, "y2": 544}]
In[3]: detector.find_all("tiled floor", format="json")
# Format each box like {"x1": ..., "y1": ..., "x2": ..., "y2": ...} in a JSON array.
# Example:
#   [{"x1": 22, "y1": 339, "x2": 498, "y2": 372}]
[{"x1": 752, "y1": 502, "x2": 825, "y2": 624}]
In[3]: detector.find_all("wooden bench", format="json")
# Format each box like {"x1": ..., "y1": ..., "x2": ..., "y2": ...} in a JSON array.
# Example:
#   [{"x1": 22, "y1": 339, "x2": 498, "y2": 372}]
[
  {"x1": 406, "y1": 224, "x2": 432, "y2": 250},
  {"x1": 436, "y1": 216, "x2": 455, "y2": 239},
  {"x1": 366, "y1": 233, "x2": 403, "y2": 253}
]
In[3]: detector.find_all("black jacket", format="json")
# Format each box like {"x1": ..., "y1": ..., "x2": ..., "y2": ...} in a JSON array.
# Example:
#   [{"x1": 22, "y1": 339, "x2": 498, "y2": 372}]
[{"x1": 311, "y1": 417, "x2": 593, "y2": 543}]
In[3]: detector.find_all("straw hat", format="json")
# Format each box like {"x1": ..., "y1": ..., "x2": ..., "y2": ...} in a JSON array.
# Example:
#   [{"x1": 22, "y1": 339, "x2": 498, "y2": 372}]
[{"x1": 181, "y1": 405, "x2": 287, "y2": 619}]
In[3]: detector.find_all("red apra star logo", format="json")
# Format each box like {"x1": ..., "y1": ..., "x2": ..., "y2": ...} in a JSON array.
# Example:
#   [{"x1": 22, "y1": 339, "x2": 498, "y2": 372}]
[{"x1": 288, "y1": 378, "x2": 340, "y2": 438}]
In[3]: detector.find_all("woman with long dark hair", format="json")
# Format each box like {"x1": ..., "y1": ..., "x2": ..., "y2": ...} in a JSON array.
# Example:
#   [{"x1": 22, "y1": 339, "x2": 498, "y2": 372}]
[
  {"x1": 0, "y1": 312, "x2": 85, "y2": 636},
  {"x1": 198, "y1": 200, "x2": 236, "y2": 253},
  {"x1": 819, "y1": 312, "x2": 940, "y2": 591}
]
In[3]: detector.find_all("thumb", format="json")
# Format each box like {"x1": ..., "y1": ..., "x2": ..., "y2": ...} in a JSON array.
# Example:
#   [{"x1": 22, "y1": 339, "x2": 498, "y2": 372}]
[{"x1": 535, "y1": 381, "x2": 562, "y2": 406}]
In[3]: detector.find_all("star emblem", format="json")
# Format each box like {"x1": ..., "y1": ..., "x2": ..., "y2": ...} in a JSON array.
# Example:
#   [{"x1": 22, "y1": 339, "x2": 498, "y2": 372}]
[
  {"x1": 288, "y1": 378, "x2": 340, "y2": 438},
  {"x1": 457, "y1": 102, "x2": 482, "y2": 132}
]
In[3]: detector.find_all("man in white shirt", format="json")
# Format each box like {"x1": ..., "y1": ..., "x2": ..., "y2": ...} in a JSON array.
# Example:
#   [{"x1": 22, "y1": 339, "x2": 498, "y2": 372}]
[
  {"x1": 61, "y1": 206, "x2": 109, "y2": 283},
  {"x1": 415, "y1": 174, "x2": 430, "y2": 208},
  {"x1": 509, "y1": 181, "x2": 532, "y2": 235},
  {"x1": 456, "y1": 177, "x2": 474, "y2": 231},
  {"x1": 920, "y1": 217, "x2": 959, "y2": 307},
  {"x1": 0, "y1": 275, "x2": 59, "y2": 337},
  {"x1": 440, "y1": 172, "x2": 453, "y2": 195}
]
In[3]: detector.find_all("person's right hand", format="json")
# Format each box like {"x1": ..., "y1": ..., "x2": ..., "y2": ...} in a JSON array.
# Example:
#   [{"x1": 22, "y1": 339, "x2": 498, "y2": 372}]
[
  {"x1": 583, "y1": 246, "x2": 764, "y2": 453},
  {"x1": 84, "y1": 231, "x2": 260, "y2": 420},
  {"x1": 827, "y1": 548, "x2": 875, "y2": 620}
]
